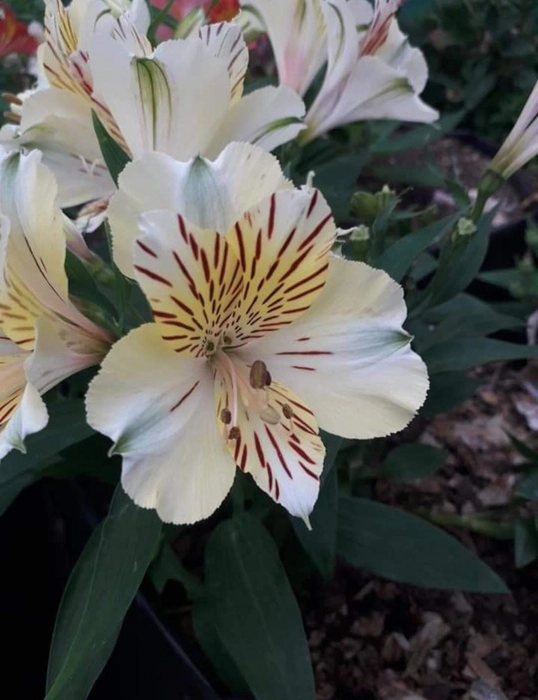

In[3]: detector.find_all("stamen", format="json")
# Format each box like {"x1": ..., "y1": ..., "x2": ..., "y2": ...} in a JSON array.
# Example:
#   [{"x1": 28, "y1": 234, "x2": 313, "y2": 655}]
[
  {"x1": 2, "y1": 92, "x2": 23, "y2": 106},
  {"x1": 3, "y1": 112, "x2": 21, "y2": 125},
  {"x1": 282, "y1": 404, "x2": 294, "y2": 419},
  {"x1": 229, "y1": 426, "x2": 241, "y2": 440},
  {"x1": 249, "y1": 360, "x2": 271, "y2": 389},
  {"x1": 220, "y1": 408, "x2": 232, "y2": 424}
]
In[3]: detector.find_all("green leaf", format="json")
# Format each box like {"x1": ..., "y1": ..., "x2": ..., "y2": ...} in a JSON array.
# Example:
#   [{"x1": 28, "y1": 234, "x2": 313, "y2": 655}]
[
  {"x1": 337, "y1": 497, "x2": 508, "y2": 592},
  {"x1": 370, "y1": 110, "x2": 466, "y2": 155},
  {"x1": 0, "y1": 400, "x2": 95, "y2": 516},
  {"x1": 92, "y1": 112, "x2": 130, "y2": 185},
  {"x1": 418, "y1": 295, "x2": 522, "y2": 352},
  {"x1": 46, "y1": 487, "x2": 162, "y2": 700},
  {"x1": 514, "y1": 517, "x2": 538, "y2": 568},
  {"x1": 423, "y1": 338, "x2": 538, "y2": 374},
  {"x1": 370, "y1": 163, "x2": 446, "y2": 188},
  {"x1": 421, "y1": 371, "x2": 481, "y2": 417},
  {"x1": 379, "y1": 444, "x2": 447, "y2": 482},
  {"x1": 311, "y1": 153, "x2": 367, "y2": 220},
  {"x1": 514, "y1": 469, "x2": 538, "y2": 501},
  {"x1": 65, "y1": 250, "x2": 118, "y2": 320},
  {"x1": 423, "y1": 211, "x2": 493, "y2": 309},
  {"x1": 192, "y1": 598, "x2": 249, "y2": 695},
  {"x1": 204, "y1": 513, "x2": 315, "y2": 700},
  {"x1": 374, "y1": 214, "x2": 458, "y2": 282}
]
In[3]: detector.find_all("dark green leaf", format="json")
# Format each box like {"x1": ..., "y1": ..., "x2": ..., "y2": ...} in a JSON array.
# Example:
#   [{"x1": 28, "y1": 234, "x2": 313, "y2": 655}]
[
  {"x1": 292, "y1": 461, "x2": 338, "y2": 579},
  {"x1": 379, "y1": 444, "x2": 447, "y2": 482},
  {"x1": 311, "y1": 153, "x2": 367, "y2": 220},
  {"x1": 374, "y1": 214, "x2": 458, "y2": 282},
  {"x1": 421, "y1": 371, "x2": 481, "y2": 417},
  {"x1": 514, "y1": 469, "x2": 538, "y2": 501},
  {"x1": 149, "y1": 541, "x2": 203, "y2": 597},
  {"x1": 370, "y1": 163, "x2": 446, "y2": 188},
  {"x1": 423, "y1": 338, "x2": 538, "y2": 374},
  {"x1": 192, "y1": 598, "x2": 249, "y2": 695},
  {"x1": 92, "y1": 112, "x2": 130, "y2": 185},
  {"x1": 337, "y1": 497, "x2": 508, "y2": 592},
  {"x1": 65, "y1": 250, "x2": 118, "y2": 320},
  {"x1": 46, "y1": 487, "x2": 162, "y2": 700},
  {"x1": 370, "y1": 110, "x2": 466, "y2": 155},
  {"x1": 514, "y1": 517, "x2": 538, "y2": 568},
  {"x1": 0, "y1": 400, "x2": 95, "y2": 516},
  {"x1": 424, "y1": 211, "x2": 494, "y2": 308},
  {"x1": 418, "y1": 295, "x2": 522, "y2": 352},
  {"x1": 40, "y1": 435, "x2": 121, "y2": 485},
  {"x1": 205, "y1": 513, "x2": 315, "y2": 700}
]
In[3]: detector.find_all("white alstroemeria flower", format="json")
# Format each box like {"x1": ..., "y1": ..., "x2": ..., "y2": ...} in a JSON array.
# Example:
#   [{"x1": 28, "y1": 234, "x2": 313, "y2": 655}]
[
  {"x1": 0, "y1": 88, "x2": 114, "y2": 211},
  {"x1": 88, "y1": 21, "x2": 305, "y2": 160},
  {"x1": 490, "y1": 81, "x2": 538, "y2": 179},
  {"x1": 41, "y1": 0, "x2": 151, "y2": 151},
  {"x1": 86, "y1": 187, "x2": 428, "y2": 524},
  {"x1": 107, "y1": 141, "x2": 292, "y2": 277},
  {"x1": 0, "y1": 149, "x2": 112, "y2": 459},
  {"x1": 243, "y1": 0, "x2": 438, "y2": 141}
]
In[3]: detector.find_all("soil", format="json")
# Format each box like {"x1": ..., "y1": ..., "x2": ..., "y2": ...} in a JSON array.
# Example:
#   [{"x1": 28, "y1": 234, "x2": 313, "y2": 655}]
[{"x1": 305, "y1": 363, "x2": 538, "y2": 700}]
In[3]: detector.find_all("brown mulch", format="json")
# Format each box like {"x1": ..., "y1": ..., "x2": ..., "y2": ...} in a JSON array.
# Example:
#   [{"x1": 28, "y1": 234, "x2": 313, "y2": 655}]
[{"x1": 306, "y1": 364, "x2": 538, "y2": 700}]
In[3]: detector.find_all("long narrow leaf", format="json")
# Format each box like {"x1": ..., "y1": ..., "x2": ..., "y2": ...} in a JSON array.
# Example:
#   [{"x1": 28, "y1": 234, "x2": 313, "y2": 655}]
[{"x1": 46, "y1": 487, "x2": 162, "y2": 700}]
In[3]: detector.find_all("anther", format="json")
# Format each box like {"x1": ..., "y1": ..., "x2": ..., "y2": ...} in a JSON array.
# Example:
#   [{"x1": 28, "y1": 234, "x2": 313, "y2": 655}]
[
  {"x1": 229, "y1": 426, "x2": 241, "y2": 440},
  {"x1": 220, "y1": 408, "x2": 232, "y2": 425},
  {"x1": 282, "y1": 404, "x2": 294, "y2": 420},
  {"x1": 2, "y1": 92, "x2": 23, "y2": 106},
  {"x1": 249, "y1": 360, "x2": 271, "y2": 389},
  {"x1": 3, "y1": 112, "x2": 21, "y2": 125}
]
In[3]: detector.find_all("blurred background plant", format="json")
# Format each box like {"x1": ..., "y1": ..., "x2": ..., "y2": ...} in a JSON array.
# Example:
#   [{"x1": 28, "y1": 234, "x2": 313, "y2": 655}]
[{"x1": 400, "y1": 0, "x2": 538, "y2": 146}]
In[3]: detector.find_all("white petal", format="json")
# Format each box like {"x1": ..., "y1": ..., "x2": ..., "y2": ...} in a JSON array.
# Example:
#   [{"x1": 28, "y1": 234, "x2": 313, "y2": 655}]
[
  {"x1": 0, "y1": 150, "x2": 69, "y2": 309},
  {"x1": 89, "y1": 34, "x2": 231, "y2": 160},
  {"x1": 26, "y1": 316, "x2": 106, "y2": 396},
  {"x1": 204, "y1": 85, "x2": 306, "y2": 158},
  {"x1": 240, "y1": 257, "x2": 429, "y2": 439},
  {"x1": 0, "y1": 88, "x2": 114, "y2": 207},
  {"x1": 244, "y1": 0, "x2": 327, "y2": 96},
  {"x1": 197, "y1": 21, "x2": 248, "y2": 104},
  {"x1": 108, "y1": 142, "x2": 291, "y2": 277},
  {"x1": 217, "y1": 372, "x2": 325, "y2": 522},
  {"x1": 86, "y1": 323, "x2": 236, "y2": 523},
  {"x1": 0, "y1": 382, "x2": 48, "y2": 461},
  {"x1": 308, "y1": 55, "x2": 437, "y2": 138},
  {"x1": 224, "y1": 187, "x2": 336, "y2": 341}
]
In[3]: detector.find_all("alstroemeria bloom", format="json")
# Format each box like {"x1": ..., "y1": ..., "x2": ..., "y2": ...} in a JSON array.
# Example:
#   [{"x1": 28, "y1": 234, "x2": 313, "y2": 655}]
[
  {"x1": 0, "y1": 3, "x2": 39, "y2": 57},
  {"x1": 41, "y1": 0, "x2": 151, "y2": 151},
  {"x1": 0, "y1": 88, "x2": 114, "y2": 217},
  {"x1": 86, "y1": 187, "x2": 428, "y2": 524},
  {"x1": 242, "y1": 0, "x2": 438, "y2": 141},
  {"x1": 490, "y1": 80, "x2": 538, "y2": 179},
  {"x1": 0, "y1": 148, "x2": 111, "y2": 459},
  {"x1": 88, "y1": 20, "x2": 305, "y2": 159}
]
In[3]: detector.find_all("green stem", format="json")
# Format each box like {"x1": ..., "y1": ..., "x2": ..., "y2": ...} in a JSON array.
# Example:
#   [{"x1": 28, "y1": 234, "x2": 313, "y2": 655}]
[{"x1": 147, "y1": 0, "x2": 176, "y2": 43}]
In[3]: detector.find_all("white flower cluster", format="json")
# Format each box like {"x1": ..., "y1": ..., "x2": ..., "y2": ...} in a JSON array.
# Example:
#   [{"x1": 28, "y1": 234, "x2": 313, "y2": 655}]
[{"x1": 0, "y1": 0, "x2": 431, "y2": 524}]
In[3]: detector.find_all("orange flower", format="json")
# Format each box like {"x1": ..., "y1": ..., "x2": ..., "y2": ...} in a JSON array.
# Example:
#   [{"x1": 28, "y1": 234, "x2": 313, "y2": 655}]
[
  {"x1": 0, "y1": 3, "x2": 38, "y2": 58},
  {"x1": 150, "y1": 0, "x2": 238, "y2": 25}
]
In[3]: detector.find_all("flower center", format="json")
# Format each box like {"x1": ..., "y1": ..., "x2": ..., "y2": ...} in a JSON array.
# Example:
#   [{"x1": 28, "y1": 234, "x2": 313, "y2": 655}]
[{"x1": 208, "y1": 337, "x2": 292, "y2": 440}]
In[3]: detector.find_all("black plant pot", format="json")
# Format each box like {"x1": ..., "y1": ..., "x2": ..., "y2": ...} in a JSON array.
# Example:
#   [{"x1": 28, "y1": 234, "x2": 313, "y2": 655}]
[{"x1": 1, "y1": 479, "x2": 225, "y2": 700}]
